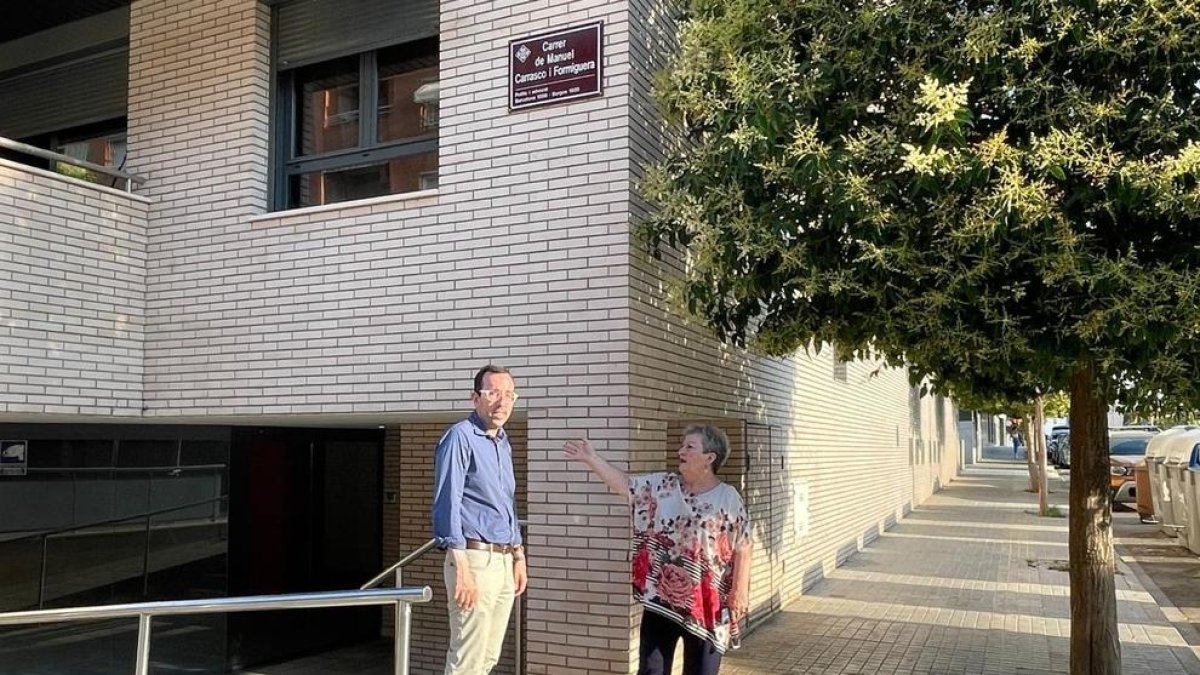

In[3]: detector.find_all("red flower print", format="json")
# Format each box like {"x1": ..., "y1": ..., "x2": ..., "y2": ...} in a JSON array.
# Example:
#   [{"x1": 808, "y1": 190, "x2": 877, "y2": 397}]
[
  {"x1": 655, "y1": 531, "x2": 677, "y2": 552},
  {"x1": 632, "y1": 545, "x2": 652, "y2": 592},
  {"x1": 656, "y1": 564, "x2": 694, "y2": 610},
  {"x1": 690, "y1": 571, "x2": 721, "y2": 627},
  {"x1": 715, "y1": 532, "x2": 734, "y2": 563}
]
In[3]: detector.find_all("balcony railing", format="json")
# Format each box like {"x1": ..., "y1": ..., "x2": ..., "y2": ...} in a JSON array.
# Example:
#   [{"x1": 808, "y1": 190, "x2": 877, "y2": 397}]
[{"x1": 0, "y1": 136, "x2": 144, "y2": 192}]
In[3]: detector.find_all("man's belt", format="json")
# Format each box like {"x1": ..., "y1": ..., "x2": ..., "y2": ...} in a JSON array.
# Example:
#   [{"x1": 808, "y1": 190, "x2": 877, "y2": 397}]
[{"x1": 464, "y1": 539, "x2": 518, "y2": 554}]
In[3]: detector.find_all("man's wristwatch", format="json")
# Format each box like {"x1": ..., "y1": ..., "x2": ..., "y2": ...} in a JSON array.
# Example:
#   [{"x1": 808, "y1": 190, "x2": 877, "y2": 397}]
[{"x1": 513, "y1": 545, "x2": 525, "y2": 561}]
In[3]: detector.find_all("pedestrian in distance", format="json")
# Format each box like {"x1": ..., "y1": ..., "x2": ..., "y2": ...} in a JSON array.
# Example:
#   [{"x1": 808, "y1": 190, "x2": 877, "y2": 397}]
[
  {"x1": 432, "y1": 365, "x2": 527, "y2": 675},
  {"x1": 564, "y1": 425, "x2": 752, "y2": 675}
]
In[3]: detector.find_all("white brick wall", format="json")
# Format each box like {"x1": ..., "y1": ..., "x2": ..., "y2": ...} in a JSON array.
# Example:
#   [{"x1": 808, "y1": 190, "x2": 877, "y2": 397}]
[
  {"x1": 126, "y1": 0, "x2": 634, "y2": 426},
  {"x1": 124, "y1": 2, "x2": 637, "y2": 671},
  {"x1": 0, "y1": 159, "x2": 148, "y2": 416},
  {"x1": 126, "y1": 0, "x2": 273, "y2": 417}
]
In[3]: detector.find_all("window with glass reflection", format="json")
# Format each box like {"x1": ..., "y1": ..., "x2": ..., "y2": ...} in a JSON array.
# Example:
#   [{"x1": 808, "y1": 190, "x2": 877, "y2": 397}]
[
  {"x1": 280, "y1": 38, "x2": 438, "y2": 210},
  {"x1": 296, "y1": 56, "x2": 360, "y2": 157}
]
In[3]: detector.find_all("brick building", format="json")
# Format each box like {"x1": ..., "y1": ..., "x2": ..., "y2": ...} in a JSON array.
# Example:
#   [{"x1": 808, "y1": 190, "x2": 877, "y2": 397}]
[{"x1": 0, "y1": 1, "x2": 961, "y2": 673}]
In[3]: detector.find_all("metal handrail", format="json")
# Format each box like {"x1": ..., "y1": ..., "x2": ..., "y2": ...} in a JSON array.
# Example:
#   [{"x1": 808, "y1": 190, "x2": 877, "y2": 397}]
[
  {"x1": 3, "y1": 495, "x2": 229, "y2": 609},
  {"x1": 5, "y1": 494, "x2": 227, "y2": 546},
  {"x1": 361, "y1": 538, "x2": 439, "y2": 591},
  {"x1": 0, "y1": 136, "x2": 145, "y2": 192},
  {"x1": 25, "y1": 464, "x2": 227, "y2": 475},
  {"x1": 0, "y1": 587, "x2": 432, "y2": 675}
]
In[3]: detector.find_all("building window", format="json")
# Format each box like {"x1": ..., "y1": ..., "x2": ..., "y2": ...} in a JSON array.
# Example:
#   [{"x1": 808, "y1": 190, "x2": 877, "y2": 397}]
[
  {"x1": 279, "y1": 37, "x2": 438, "y2": 209},
  {"x1": 833, "y1": 360, "x2": 848, "y2": 383}
]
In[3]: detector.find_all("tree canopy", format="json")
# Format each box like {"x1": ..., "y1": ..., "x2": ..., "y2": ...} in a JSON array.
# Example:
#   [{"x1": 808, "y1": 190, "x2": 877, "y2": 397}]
[
  {"x1": 643, "y1": 0, "x2": 1200, "y2": 408},
  {"x1": 641, "y1": 2, "x2": 1200, "y2": 671}
]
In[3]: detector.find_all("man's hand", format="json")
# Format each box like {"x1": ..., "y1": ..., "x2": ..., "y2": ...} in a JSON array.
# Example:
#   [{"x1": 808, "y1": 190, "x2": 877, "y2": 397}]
[
  {"x1": 514, "y1": 558, "x2": 528, "y2": 596},
  {"x1": 451, "y1": 550, "x2": 478, "y2": 609}
]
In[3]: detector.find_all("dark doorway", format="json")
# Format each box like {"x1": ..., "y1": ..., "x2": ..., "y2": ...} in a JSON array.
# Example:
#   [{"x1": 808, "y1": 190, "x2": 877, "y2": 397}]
[{"x1": 227, "y1": 427, "x2": 383, "y2": 672}]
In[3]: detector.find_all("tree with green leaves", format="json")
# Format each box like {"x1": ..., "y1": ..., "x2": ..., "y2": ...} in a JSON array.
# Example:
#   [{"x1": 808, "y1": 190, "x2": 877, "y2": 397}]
[
  {"x1": 1043, "y1": 391, "x2": 1070, "y2": 420},
  {"x1": 641, "y1": 2, "x2": 1200, "y2": 672}
]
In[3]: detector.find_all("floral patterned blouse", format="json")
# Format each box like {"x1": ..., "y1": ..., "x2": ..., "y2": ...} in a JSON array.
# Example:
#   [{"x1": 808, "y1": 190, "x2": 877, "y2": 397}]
[{"x1": 628, "y1": 472, "x2": 751, "y2": 653}]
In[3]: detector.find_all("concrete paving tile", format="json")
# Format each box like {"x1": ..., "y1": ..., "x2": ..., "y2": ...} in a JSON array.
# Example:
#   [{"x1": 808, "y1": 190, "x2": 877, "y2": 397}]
[{"x1": 721, "y1": 448, "x2": 1200, "y2": 675}]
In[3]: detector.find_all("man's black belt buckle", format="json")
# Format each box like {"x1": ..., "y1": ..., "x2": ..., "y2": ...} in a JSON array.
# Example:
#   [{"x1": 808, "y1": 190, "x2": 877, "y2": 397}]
[{"x1": 464, "y1": 539, "x2": 516, "y2": 554}]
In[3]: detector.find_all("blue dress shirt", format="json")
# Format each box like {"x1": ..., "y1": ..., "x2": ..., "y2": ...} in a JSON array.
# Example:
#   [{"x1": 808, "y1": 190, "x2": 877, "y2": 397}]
[{"x1": 431, "y1": 412, "x2": 522, "y2": 549}]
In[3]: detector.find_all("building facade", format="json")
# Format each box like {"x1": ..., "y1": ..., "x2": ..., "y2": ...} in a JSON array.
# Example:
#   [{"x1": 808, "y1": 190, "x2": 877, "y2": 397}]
[{"x1": 0, "y1": 1, "x2": 961, "y2": 673}]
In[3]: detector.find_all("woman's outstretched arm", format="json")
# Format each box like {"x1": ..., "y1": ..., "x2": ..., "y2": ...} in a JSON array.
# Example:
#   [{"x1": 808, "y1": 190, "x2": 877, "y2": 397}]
[{"x1": 563, "y1": 438, "x2": 631, "y2": 503}]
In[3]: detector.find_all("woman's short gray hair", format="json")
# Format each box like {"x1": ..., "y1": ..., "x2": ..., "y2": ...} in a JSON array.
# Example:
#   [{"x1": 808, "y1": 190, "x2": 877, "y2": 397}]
[{"x1": 684, "y1": 424, "x2": 731, "y2": 472}]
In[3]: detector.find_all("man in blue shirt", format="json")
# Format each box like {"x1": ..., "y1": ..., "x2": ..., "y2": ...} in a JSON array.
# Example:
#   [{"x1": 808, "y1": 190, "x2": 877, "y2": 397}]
[{"x1": 432, "y1": 364, "x2": 526, "y2": 675}]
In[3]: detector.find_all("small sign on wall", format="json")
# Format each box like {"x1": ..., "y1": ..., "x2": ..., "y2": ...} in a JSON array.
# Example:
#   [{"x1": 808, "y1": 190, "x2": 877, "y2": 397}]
[
  {"x1": 0, "y1": 440, "x2": 28, "y2": 476},
  {"x1": 509, "y1": 22, "x2": 603, "y2": 110}
]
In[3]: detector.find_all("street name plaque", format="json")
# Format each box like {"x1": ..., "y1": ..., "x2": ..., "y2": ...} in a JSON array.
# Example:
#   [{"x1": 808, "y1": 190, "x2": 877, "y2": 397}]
[{"x1": 509, "y1": 22, "x2": 603, "y2": 110}]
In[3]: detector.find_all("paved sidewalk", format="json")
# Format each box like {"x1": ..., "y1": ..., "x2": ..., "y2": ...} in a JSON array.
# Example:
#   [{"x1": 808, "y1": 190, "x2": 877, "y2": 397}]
[{"x1": 723, "y1": 448, "x2": 1200, "y2": 675}]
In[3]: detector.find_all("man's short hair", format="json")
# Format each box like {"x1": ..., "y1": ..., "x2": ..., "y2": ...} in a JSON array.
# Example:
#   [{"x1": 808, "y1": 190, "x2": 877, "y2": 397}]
[
  {"x1": 684, "y1": 424, "x2": 732, "y2": 472},
  {"x1": 474, "y1": 364, "x2": 512, "y2": 392}
]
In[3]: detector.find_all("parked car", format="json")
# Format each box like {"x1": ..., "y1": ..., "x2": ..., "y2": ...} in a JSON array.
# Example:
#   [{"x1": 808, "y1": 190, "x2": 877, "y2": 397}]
[
  {"x1": 1057, "y1": 431, "x2": 1072, "y2": 467},
  {"x1": 1108, "y1": 429, "x2": 1159, "y2": 504},
  {"x1": 1112, "y1": 424, "x2": 1161, "y2": 433},
  {"x1": 1048, "y1": 426, "x2": 1070, "y2": 466}
]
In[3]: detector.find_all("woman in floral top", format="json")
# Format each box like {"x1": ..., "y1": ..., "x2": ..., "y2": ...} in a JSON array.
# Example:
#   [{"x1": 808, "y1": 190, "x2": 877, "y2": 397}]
[{"x1": 565, "y1": 425, "x2": 752, "y2": 675}]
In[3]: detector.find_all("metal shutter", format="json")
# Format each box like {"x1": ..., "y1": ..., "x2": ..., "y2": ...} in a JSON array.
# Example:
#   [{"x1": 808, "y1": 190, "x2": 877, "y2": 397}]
[
  {"x1": 0, "y1": 48, "x2": 128, "y2": 140},
  {"x1": 275, "y1": 0, "x2": 438, "y2": 69}
]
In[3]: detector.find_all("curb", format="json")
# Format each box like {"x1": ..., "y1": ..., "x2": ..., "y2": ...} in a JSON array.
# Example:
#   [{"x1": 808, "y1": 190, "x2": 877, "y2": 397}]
[{"x1": 1116, "y1": 539, "x2": 1200, "y2": 669}]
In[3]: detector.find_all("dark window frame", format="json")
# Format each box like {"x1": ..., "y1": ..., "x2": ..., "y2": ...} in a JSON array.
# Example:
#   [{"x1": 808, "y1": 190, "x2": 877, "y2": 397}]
[{"x1": 272, "y1": 38, "x2": 438, "y2": 211}]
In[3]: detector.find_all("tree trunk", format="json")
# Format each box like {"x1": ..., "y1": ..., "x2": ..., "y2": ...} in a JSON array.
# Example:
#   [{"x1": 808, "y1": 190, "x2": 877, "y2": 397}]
[
  {"x1": 1025, "y1": 416, "x2": 1039, "y2": 492},
  {"x1": 1068, "y1": 361, "x2": 1120, "y2": 674},
  {"x1": 1035, "y1": 395, "x2": 1049, "y2": 515}
]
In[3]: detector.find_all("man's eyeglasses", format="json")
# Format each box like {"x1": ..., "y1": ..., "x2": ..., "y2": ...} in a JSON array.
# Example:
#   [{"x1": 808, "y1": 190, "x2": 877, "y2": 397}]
[{"x1": 477, "y1": 389, "x2": 519, "y2": 403}]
